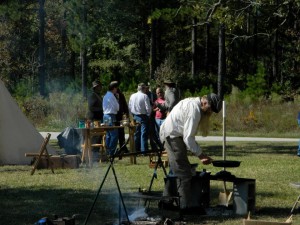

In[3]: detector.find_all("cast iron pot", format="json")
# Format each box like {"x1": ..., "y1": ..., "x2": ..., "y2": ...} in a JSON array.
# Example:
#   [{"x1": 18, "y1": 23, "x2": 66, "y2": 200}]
[{"x1": 212, "y1": 160, "x2": 241, "y2": 168}]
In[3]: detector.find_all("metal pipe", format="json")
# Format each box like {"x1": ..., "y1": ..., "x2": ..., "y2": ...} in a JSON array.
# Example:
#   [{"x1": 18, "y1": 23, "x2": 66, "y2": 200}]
[{"x1": 222, "y1": 101, "x2": 226, "y2": 166}]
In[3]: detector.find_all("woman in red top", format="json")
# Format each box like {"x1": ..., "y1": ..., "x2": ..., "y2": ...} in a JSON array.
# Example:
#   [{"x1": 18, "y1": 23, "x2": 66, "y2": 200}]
[{"x1": 153, "y1": 87, "x2": 167, "y2": 129}]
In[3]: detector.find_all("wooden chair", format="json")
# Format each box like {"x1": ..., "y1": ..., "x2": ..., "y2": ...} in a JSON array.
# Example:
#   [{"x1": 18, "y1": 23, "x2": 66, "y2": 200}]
[
  {"x1": 149, "y1": 151, "x2": 168, "y2": 168},
  {"x1": 25, "y1": 133, "x2": 54, "y2": 175},
  {"x1": 90, "y1": 129, "x2": 106, "y2": 162},
  {"x1": 81, "y1": 129, "x2": 106, "y2": 164}
]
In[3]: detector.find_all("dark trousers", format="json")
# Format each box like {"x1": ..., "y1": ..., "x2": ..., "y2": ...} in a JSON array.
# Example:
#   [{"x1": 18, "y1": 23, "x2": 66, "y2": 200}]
[{"x1": 163, "y1": 136, "x2": 193, "y2": 209}]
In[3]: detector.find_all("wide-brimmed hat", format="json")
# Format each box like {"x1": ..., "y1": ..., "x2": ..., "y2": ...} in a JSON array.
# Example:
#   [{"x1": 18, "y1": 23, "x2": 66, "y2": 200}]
[
  {"x1": 207, "y1": 93, "x2": 222, "y2": 113},
  {"x1": 109, "y1": 81, "x2": 119, "y2": 89},
  {"x1": 164, "y1": 79, "x2": 175, "y2": 85},
  {"x1": 92, "y1": 80, "x2": 102, "y2": 88}
]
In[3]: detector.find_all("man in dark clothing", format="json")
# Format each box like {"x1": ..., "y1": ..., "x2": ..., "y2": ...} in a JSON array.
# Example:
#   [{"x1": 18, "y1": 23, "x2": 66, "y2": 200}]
[
  {"x1": 87, "y1": 80, "x2": 103, "y2": 121},
  {"x1": 86, "y1": 80, "x2": 103, "y2": 161},
  {"x1": 110, "y1": 81, "x2": 130, "y2": 153}
]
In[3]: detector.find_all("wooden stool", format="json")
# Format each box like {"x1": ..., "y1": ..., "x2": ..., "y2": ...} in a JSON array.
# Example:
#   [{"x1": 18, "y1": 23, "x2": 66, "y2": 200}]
[
  {"x1": 290, "y1": 182, "x2": 300, "y2": 215},
  {"x1": 25, "y1": 133, "x2": 54, "y2": 175}
]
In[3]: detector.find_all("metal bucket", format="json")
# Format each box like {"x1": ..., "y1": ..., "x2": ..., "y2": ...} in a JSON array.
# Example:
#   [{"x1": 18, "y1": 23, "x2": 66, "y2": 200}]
[{"x1": 164, "y1": 176, "x2": 178, "y2": 197}]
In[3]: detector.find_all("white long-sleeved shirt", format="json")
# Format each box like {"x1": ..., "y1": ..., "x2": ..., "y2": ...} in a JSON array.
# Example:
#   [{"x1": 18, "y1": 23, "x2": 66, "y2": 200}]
[
  {"x1": 159, "y1": 97, "x2": 202, "y2": 156},
  {"x1": 128, "y1": 91, "x2": 152, "y2": 116},
  {"x1": 103, "y1": 91, "x2": 119, "y2": 114}
]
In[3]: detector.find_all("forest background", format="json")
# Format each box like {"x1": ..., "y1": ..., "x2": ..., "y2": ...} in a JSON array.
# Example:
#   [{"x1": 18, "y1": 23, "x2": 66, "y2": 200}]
[{"x1": 0, "y1": 0, "x2": 299, "y2": 136}]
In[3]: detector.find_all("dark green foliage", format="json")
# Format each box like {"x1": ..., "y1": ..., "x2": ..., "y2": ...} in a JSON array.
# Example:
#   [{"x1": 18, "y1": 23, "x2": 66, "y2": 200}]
[
  {"x1": 243, "y1": 62, "x2": 267, "y2": 101},
  {"x1": 0, "y1": 0, "x2": 299, "y2": 99}
]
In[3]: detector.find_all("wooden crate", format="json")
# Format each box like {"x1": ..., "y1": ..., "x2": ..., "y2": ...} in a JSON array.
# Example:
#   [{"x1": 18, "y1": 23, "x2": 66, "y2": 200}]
[
  {"x1": 242, "y1": 215, "x2": 292, "y2": 225},
  {"x1": 243, "y1": 219, "x2": 292, "y2": 225},
  {"x1": 37, "y1": 155, "x2": 81, "y2": 169}
]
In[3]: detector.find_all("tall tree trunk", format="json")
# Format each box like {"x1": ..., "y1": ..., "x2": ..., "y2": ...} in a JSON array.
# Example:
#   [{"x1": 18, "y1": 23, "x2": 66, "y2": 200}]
[
  {"x1": 81, "y1": 1, "x2": 87, "y2": 99},
  {"x1": 205, "y1": 22, "x2": 211, "y2": 77},
  {"x1": 157, "y1": 18, "x2": 162, "y2": 71},
  {"x1": 191, "y1": 17, "x2": 197, "y2": 78},
  {"x1": 70, "y1": 50, "x2": 76, "y2": 80},
  {"x1": 150, "y1": 19, "x2": 157, "y2": 80},
  {"x1": 140, "y1": 15, "x2": 147, "y2": 61},
  {"x1": 253, "y1": 6, "x2": 258, "y2": 62},
  {"x1": 272, "y1": 28, "x2": 279, "y2": 85},
  {"x1": 61, "y1": 0, "x2": 67, "y2": 80},
  {"x1": 218, "y1": 23, "x2": 226, "y2": 100},
  {"x1": 38, "y1": 0, "x2": 46, "y2": 96},
  {"x1": 81, "y1": 48, "x2": 87, "y2": 99},
  {"x1": 272, "y1": 0, "x2": 279, "y2": 86}
]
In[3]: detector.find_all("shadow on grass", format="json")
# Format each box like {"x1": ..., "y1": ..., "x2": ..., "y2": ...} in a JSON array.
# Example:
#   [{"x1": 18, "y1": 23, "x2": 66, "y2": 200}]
[
  {"x1": 0, "y1": 187, "x2": 142, "y2": 225},
  {"x1": 1, "y1": 184, "x2": 295, "y2": 225},
  {"x1": 203, "y1": 143, "x2": 297, "y2": 157}
]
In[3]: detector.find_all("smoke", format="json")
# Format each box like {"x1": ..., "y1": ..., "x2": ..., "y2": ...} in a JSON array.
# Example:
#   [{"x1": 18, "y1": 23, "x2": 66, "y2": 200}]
[{"x1": 128, "y1": 207, "x2": 148, "y2": 221}]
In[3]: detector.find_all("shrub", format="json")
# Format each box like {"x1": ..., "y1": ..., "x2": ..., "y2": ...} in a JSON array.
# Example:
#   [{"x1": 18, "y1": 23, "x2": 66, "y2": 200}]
[
  {"x1": 243, "y1": 62, "x2": 267, "y2": 101},
  {"x1": 45, "y1": 92, "x2": 87, "y2": 130},
  {"x1": 22, "y1": 95, "x2": 49, "y2": 127}
]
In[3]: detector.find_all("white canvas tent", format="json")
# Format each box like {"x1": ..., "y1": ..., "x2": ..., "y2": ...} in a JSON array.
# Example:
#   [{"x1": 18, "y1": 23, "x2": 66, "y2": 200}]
[{"x1": 0, "y1": 79, "x2": 56, "y2": 165}]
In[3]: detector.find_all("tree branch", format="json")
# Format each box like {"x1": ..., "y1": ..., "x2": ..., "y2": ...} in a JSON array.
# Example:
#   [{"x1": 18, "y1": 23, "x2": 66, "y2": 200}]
[{"x1": 228, "y1": 32, "x2": 271, "y2": 44}]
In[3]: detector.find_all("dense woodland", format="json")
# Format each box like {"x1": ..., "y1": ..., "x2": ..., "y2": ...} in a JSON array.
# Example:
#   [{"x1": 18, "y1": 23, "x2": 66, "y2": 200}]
[{"x1": 0, "y1": 0, "x2": 299, "y2": 101}]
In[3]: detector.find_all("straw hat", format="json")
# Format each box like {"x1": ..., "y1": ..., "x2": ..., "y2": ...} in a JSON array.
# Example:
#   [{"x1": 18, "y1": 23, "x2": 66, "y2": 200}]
[
  {"x1": 92, "y1": 80, "x2": 102, "y2": 88},
  {"x1": 163, "y1": 79, "x2": 175, "y2": 85}
]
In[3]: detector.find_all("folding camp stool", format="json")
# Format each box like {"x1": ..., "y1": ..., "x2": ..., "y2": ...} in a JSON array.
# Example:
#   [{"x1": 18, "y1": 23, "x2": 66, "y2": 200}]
[
  {"x1": 25, "y1": 133, "x2": 54, "y2": 175},
  {"x1": 290, "y1": 182, "x2": 300, "y2": 215}
]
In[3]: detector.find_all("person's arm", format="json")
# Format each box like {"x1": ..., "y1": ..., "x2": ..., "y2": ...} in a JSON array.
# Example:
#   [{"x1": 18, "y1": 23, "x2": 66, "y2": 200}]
[
  {"x1": 145, "y1": 95, "x2": 152, "y2": 116},
  {"x1": 112, "y1": 93, "x2": 120, "y2": 113},
  {"x1": 198, "y1": 152, "x2": 213, "y2": 165},
  {"x1": 155, "y1": 102, "x2": 167, "y2": 111},
  {"x1": 183, "y1": 103, "x2": 213, "y2": 164},
  {"x1": 128, "y1": 95, "x2": 134, "y2": 117}
]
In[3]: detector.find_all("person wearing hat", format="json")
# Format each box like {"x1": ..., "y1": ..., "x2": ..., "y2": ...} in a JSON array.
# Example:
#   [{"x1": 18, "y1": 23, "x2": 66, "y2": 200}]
[
  {"x1": 103, "y1": 81, "x2": 120, "y2": 156},
  {"x1": 87, "y1": 80, "x2": 103, "y2": 121},
  {"x1": 159, "y1": 93, "x2": 222, "y2": 213},
  {"x1": 155, "y1": 79, "x2": 180, "y2": 115},
  {"x1": 128, "y1": 83, "x2": 152, "y2": 153},
  {"x1": 86, "y1": 80, "x2": 104, "y2": 162}
]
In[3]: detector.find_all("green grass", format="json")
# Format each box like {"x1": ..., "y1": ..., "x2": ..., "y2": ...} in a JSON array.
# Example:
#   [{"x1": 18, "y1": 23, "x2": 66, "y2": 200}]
[{"x1": 1, "y1": 141, "x2": 300, "y2": 225}]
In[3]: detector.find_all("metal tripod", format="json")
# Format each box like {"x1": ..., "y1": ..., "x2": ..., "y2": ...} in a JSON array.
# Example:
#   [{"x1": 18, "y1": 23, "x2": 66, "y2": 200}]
[
  {"x1": 147, "y1": 146, "x2": 168, "y2": 192},
  {"x1": 84, "y1": 144, "x2": 130, "y2": 225}
]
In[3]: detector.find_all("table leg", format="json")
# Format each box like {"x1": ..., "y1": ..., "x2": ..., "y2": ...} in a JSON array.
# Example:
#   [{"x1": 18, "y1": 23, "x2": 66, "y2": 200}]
[
  {"x1": 129, "y1": 126, "x2": 136, "y2": 164},
  {"x1": 81, "y1": 129, "x2": 93, "y2": 168},
  {"x1": 81, "y1": 129, "x2": 88, "y2": 164},
  {"x1": 86, "y1": 129, "x2": 93, "y2": 168}
]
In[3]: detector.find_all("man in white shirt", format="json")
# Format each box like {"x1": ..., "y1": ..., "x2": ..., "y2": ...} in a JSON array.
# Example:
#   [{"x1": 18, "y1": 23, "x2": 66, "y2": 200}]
[
  {"x1": 159, "y1": 93, "x2": 222, "y2": 212},
  {"x1": 103, "y1": 82, "x2": 119, "y2": 156},
  {"x1": 128, "y1": 83, "x2": 152, "y2": 152}
]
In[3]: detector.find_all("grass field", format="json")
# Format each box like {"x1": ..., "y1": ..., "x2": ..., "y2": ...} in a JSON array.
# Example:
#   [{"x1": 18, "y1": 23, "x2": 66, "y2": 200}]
[
  {"x1": 0, "y1": 142, "x2": 300, "y2": 225},
  {"x1": 1, "y1": 141, "x2": 300, "y2": 225}
]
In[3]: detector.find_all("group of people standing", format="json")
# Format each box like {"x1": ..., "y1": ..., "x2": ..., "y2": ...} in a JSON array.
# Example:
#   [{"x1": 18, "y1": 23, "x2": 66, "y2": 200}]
[
  {"x1": 86, "y1": 79, "x2": 180, "y2": 159},
  {"x1": 86, "y1": 78, "x2": 223, "y2": 213},
  {"x1": 128, "y1": 80, "x2": 180, "y2": 153}
]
